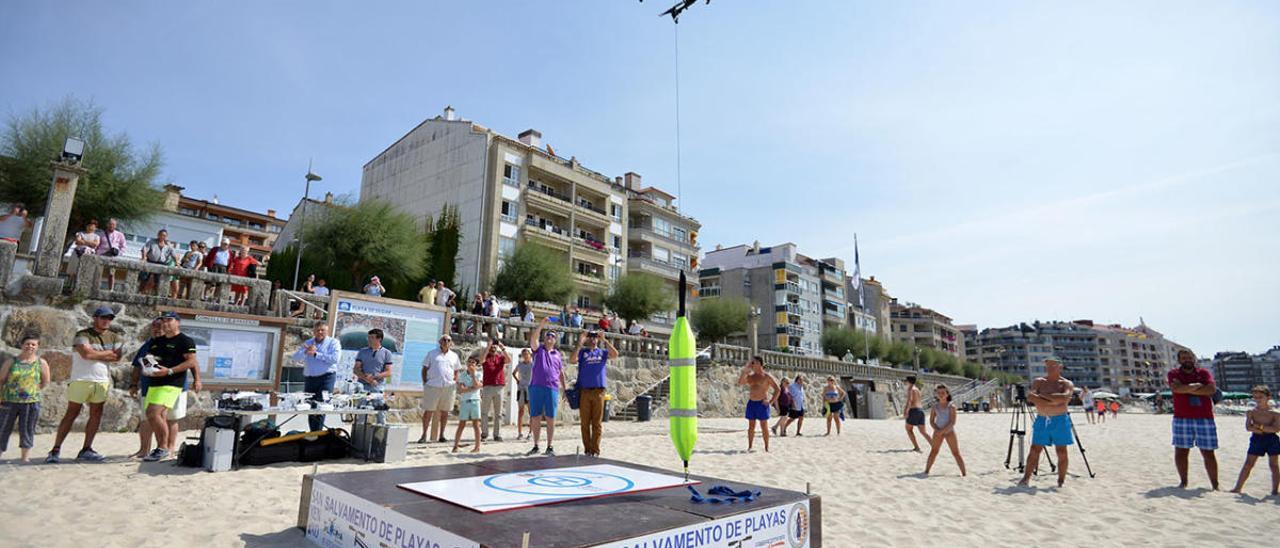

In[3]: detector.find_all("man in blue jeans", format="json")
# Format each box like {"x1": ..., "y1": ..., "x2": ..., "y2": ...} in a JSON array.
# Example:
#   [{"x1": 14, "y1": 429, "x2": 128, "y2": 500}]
[{"x1": 292, "y1": 323, "x2": 341, "y2": 431}]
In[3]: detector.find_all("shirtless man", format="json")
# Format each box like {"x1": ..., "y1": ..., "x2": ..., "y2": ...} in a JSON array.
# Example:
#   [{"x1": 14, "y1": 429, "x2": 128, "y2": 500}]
[
  {"x1": 736, "y1": 356, "x2": 780, "y2": 452},
  {"x1": 1019, "y1": 358, "x2": 1075, "y2": 487},
  {"x1": 904, "y1": 376, "x2": 931, "y2": 451}
]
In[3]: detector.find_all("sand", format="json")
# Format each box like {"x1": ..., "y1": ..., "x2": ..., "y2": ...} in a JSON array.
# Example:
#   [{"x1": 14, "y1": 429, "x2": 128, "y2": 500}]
[{"x1": 0, "y1": 411, "x2": 1272, "y2": 547}]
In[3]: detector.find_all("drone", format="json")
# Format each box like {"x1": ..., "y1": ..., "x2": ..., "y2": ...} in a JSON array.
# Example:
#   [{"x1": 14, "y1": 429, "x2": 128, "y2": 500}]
[{"x1": 643, "y1": 0, "x2": 711, "y2": 24}]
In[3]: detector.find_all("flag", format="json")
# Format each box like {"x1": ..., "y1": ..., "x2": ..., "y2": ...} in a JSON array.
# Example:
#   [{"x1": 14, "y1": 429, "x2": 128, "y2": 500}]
[{"x1": 853, "y1": 234, "x2": 864, "y2": 309}]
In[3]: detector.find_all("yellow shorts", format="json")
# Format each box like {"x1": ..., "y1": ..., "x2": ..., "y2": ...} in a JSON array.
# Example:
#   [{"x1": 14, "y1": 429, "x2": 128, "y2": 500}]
[
  {"x1": 145, "y1": 385, "x2": 182, "y2": 410},
  {"x1": 67, "y1": 380, "x2": 109, "y2": 404}
]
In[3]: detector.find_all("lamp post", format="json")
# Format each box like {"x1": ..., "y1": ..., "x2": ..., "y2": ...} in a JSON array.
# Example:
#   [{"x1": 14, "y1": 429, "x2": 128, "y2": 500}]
[
  {"x1": 913, "y1": 346, "x2": 922, "y2": 372},
  {"x1": 748, "y1": 305, "x2": 761, "y2": 355},
  {"x1": 34, "y1": 138, "x2": 88, "y2": 279},
  {"x1": 292, "y1": 164, "x2": 322, "y2": 290}
]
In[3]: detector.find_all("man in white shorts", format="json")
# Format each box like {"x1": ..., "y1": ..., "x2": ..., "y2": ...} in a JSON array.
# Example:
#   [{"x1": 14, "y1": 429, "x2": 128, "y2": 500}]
[{"x1": 419, "y1": 334, "x2": 460, "y2": 443}]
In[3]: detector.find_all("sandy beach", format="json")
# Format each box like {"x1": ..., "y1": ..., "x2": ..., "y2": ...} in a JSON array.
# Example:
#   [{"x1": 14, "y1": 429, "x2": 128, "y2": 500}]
[{"x1": 0, "y1": 411, "x2": 1271, "y2": 547}]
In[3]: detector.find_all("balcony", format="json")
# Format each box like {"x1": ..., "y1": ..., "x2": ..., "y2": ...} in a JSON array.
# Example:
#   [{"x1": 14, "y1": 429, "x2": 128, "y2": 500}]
[
  {"x1": 630, "y1": 225, "x2": 697, "y2": 253},
  {"x1": 628, "y1": 251, "x2": 694, "y2": 281},
  {"x1": 779, "y1": 281, "x2": 801, "y2": 295},
  {"x1": 574, "y1": 198, "x2": 611, "y2": 226},
  {"x1": 572, "y1": 236, "x2": 609, "y2": 261},
  {"x1": 572, "y1": 271, "x2": 608, "y2": 289},
  {"x1": 522, "y1": 221, "x2": 571, "y2": 251},
  {"x1": 525, "y1": 182, "x2": 573, "y2": 216}
]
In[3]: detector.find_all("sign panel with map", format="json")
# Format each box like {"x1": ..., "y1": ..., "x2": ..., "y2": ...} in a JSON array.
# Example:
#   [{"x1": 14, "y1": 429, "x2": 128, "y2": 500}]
[
  {"x1": 170, "y1": 311, "x2": 285, "y2": 387},
  {"x1": 327, "y1": 291, "x2": 450, "y2": 393}
]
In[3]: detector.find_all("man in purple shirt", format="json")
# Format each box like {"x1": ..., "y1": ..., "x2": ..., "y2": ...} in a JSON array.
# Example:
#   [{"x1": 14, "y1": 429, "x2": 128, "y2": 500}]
[
  {"x1": 95, "y1": 218, "x2": 127, "y2": 290},
  {"x1": 526, "y1": 317, "x2": 567, "y2": 456},
  {"x1": 570, "y1": 329, "x2": 618, "y2": 456}
]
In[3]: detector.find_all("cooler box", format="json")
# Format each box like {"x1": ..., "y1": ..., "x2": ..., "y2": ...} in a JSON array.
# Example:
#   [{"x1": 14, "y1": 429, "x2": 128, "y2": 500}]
[{"x1": 352, "y1": 422, "x2": 408, "y2": 463}]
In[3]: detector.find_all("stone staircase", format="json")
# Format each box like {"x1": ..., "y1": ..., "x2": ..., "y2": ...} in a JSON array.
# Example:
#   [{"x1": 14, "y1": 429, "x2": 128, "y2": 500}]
[{"x1": 612, "y1": 374, "x2": 671, "y2": 421}]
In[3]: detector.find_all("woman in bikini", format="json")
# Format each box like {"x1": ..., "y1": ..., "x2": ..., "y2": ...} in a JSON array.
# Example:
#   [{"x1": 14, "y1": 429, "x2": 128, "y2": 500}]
[
  {"x1": 822, "y1": 376, "x2": 847, "y2": 436},
  {"x1": 925, "y1": 385, "x2": 967, "y2": 477}
]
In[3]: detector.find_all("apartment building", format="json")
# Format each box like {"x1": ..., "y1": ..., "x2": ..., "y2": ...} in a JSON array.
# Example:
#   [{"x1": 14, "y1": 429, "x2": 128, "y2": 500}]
[
  {"x1": 889, "y1": 300, "x2": 966, "y2": 358},
  {"x1": 165, "y1": 185, "x2": 285, "y2": 264},
  {"x1": 967, "y1": 319, "x2": 1191, "y2": 391},
  {"x1": 623, "y1": 172, "x2": 700, "y2": 335},
  {"x1": 360, "y1": 107, "x2": 629, "y2": 311},
  {"x1": 698, "y1": 242, "x2": 827, "y2": 355},
  {"x1": 855, "y1": 276, "x2": 893, "y2": 340}
]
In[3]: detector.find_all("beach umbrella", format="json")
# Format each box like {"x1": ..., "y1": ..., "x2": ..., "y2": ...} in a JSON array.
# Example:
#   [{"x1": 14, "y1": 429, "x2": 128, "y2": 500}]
[
  {"x1": 1092, "y1": 391, "x2": 1120, "y2": 399},
  {"x1": 1220, "y1": 392, "x2": 1253, "y2": 400},
  {"x1": 668, "y1": 272, "x2": 698, "y2": 480}
]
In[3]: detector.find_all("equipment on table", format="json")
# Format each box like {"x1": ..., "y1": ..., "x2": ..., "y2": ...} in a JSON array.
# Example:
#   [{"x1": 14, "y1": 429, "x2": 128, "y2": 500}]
[{"x1": 216, "y1": 391, "x2": 267, "y2": 411}]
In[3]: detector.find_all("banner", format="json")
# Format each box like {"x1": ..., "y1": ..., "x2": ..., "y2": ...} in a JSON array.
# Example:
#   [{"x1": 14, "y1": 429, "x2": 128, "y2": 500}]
[
  {"x1": 306, "y1": 479, "x2": 479, "y2": 548},
  {"x1": 598, "y1": 500, "x2": 811, "y2": 548},
  {"x1": 328, "y1": 291, "x2": 449, "y2": 393}
]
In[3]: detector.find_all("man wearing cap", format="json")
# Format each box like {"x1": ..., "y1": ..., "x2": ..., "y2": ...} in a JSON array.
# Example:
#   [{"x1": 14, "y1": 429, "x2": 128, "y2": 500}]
[
  {"x1": 526, "y1": 317, "x2": 568, "y2": 456},
  {"x1": 1019, "y1": 357, "x2": 1075, "y2": 487},
  {"x1": 353, "y1": 329, "x2": 394, "y2": 424},
  {"x1": 571, "y1": 329, "x2": 618, "y2": 456},
  {"x1": 140, "y1": 312, "x2": 200, "y2": 461},
  {"x1": 47, "y1": 306, "x2": 124, "y2": 463},
  {"x1": 292, "y1": 323, "x2": 342, "y2": 431},
  {"x1": 419, "y1": 334, "x2": 460, "y2": 443}
]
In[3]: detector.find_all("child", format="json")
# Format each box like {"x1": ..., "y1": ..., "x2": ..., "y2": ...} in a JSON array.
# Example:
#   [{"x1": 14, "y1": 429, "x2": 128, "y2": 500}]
[
  {"x1": 924, "y1": 385, "x2": 966, "y2": 476},
  {"x1": 822, "y1": 376, "x2": 847, "y2": 436},
  {"x1": 453, "y1": 357, "x2": 483, "y2": 453},
  {"x1": 1095, "y1": 399, "x2": 1107, "y2": 424},
  {"x1": 0, "y1": 334, "x2": 51, "y2": 462},
  {"x1": 514, "y1": 349, "x2": 533, "y2": 440},
  {"x1": 1229, "y1": 385, "x2": 1280, "y2": 495},
  {"x1": 1109, "y1": 401, "x2": 1120, "y2": 418}
]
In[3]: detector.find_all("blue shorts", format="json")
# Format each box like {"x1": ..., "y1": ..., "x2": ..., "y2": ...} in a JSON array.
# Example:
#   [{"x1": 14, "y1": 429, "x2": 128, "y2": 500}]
[
  {"x1": 458, "y1": 399, "x2": 481, "y2": 421},
  {"x1": 528, "y1": 385, "x2": 559, "y2": 418},
  {"x1": 745, "y1": 400, "x2": 770, "y2": 421},
  {"x1": 1171, "y1": 418, "x2": 1218, "y2": 450},
  {"x1": 1032, "y1": 414, "x2": 1074, "y2": 446},
  {"x1": 1248, "y1": 433, "x2": 1280, "y2": 456}
]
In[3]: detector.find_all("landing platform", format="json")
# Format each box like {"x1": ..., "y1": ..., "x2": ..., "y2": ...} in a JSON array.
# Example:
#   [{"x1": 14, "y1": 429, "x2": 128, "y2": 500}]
[{"x1": 299, "y1": 455, "x2": 821, "y2": 547}]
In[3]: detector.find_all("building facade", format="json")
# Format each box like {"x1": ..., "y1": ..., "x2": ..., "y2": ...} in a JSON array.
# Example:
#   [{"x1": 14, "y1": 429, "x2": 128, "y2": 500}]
[
  {"x1": 1211, "y1": 346, "x2": 1280, "y2": 394},
  {"x1": 856, "y1": 276, "x2": 893, "y2": 340},
  {"x1": 699, "y1": 242, "x2": 828, "y2": 355},
  {"x1": 360, "y1": 108, "x2": 630, "y2": 311},
  {"x1": 164, "y1": 185, "x2": 286, "y2": 264},
  {"x1": 623, "y1": 173, "x2": 700, "y2": 335},
  {"x1": 889, "y1": 300, "x2": 966, "y2": 358}
]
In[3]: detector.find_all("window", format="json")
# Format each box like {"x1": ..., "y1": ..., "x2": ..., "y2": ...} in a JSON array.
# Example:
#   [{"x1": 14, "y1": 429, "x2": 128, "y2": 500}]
[
  {"x1": 652, "y1": 217, "x2": 671, "y2": 237},
  {"x1": 179, "y1": 207, "x2": 197, "y2": 216},
  {"x1": 503, "y1": 164, "x2": 521, "y2": 187},
  {"x1": 611, "y1": 235, "x2": 621, "y2": 249},
  {"x1": 249, "y1": 222, "x2": 264, "y2": 230},
  {"x1": 269, "y1": 225, "x2": 281, "y2": 233},
  {"x1": 498, "y1": 236, "x2": 515, "y2": 258},
  {"x1": 610, "y1": 204, "x2": 622, "y2": 219},
  {"x1": 672, "y1": 226, "x2": 688, "y2": 243},
  {"x1": 672, "y1": 252, "x2": 689, "y2": 270},
  {"x1": 501, "y1": 201, "x2": 518, "y2": 223},
  {"x1": 576, "y1": 295, "x2": 593, "y2": 309},
  {"x1": 700, "y1": 279, "x2": 721, "y2": 297},
  {"x1": 609, "y1": 265, "x2": 620, "y2": 280},
  {"x1": 207, "y1": 213, "x2": 220, "y2": 221},
  {"x1": 652, "y1": 247, "x2": 670, "y2": 263}
]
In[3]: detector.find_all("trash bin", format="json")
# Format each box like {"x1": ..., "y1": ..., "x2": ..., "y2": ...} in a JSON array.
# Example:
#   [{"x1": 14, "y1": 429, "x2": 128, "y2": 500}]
[{"x1": 635, "y1": 395, "x2": 653, "y2": 422}]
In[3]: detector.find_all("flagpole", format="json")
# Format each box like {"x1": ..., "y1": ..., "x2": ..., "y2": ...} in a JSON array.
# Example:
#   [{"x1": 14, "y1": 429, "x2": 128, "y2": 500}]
[{"x1": 855, "y1": 233, "x2": 869, "y2": 365}]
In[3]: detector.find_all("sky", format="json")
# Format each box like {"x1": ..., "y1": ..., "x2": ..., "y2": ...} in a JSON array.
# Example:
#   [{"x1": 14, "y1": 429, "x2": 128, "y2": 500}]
[{"x1": 2, "y1": 1, "x2": 1277, "y2": 355}]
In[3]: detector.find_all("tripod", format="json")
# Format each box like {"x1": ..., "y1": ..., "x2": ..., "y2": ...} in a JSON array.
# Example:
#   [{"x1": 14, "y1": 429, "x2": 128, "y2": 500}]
[
  {"x1": 1005, "y1": 397, "x2": 1055, "y2": 474},
  {"x1": 1067, "y1": 412, "x2": 1096, "y2": 478}
]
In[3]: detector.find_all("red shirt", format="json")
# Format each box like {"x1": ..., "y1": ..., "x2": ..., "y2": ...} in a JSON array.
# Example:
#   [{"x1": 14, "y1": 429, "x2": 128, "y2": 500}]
[
  {"x1": 598, "y1": 317, "x2": 611, "y2": 331},
  {"x1": 482, "y1": 353, "x2": 507, "y2": 386},
  {"x1": 1167, "y1": 367, "x2": 1214, "y2": 419}
]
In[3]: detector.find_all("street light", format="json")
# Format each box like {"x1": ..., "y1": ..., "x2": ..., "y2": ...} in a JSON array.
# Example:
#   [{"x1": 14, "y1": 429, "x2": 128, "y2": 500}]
[
  {"x1": 292, "y1": 163, "x2": 322, "y2": 291},
  {"x1": 748, "y1": 306, "x2": 762, "y2": 354}
]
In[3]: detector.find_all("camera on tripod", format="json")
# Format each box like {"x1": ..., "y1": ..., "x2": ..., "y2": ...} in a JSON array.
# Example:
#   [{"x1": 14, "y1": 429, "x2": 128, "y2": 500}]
[{"x1": 1014, "y1": 384, "x2": 1026, "y2": 403}]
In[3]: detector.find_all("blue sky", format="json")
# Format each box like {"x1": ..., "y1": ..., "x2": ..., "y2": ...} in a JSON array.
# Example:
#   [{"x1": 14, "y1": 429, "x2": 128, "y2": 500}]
[{"x1": 2, "y1": 1, "x2": 1277, "y2": 354}]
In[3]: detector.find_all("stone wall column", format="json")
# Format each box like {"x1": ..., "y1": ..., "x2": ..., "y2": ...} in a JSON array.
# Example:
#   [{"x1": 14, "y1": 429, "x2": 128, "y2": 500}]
[{"x1": 34, "y1": 161, "x2": 88, "y2": 278}]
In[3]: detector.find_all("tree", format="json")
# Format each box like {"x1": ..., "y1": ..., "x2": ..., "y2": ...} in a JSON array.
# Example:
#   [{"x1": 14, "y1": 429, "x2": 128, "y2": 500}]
[
  {"x1": 300, "y1": 198, "x2": 425, "y2": 289},
  {"x1": 0, "y1": 97, "x2": 164, "y2": 236},
  {"x1": 820, "y1": 327, "x2": 861, "y2": 358},
  {"x1": 884, "y1": 341, "x2": 914, "y2": 367},
  {"x1": 690, "y1": 297, "x2": 750, "y2": 343},
  {"x1": 491, "y1": 244, "x2": 573, "y2": 311},
  {"x1": 425, "y1": 204, "x2": 461, "y2": 286},
  {"x1": 603, "y1": 272, "x2": 674, "y2": 326},
  {"x1": 962, "y1": 361, "x2": 985, "y2": 379},
  {"x1": 265, "y1": 244, "x2": 355, "y2": 293}
]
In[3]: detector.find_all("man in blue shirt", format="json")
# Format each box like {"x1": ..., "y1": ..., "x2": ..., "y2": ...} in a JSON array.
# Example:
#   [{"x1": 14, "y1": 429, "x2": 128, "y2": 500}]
[
  {"x1": 570, "y1": 329, "x2": 618, "y2": 456},
  {"x1": 354, "y1": 329, "x2": 395, "y2": 424},
  {"x1": 292, "y1": 323, "x2": 341, "y2": 431}
]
